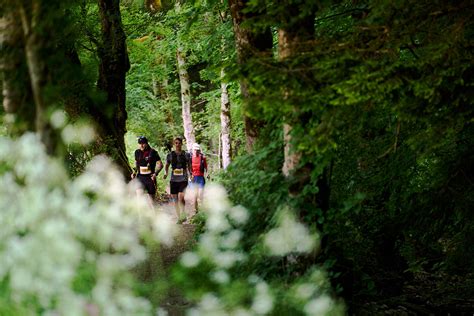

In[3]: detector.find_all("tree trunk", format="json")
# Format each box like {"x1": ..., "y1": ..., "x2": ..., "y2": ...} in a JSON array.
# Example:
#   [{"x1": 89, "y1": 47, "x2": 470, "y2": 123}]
[
  {"x1": 18, "y1": 2, "x2": 52, "y2": 150},
  {"x1": 278, "y1": 10, "x2": 316, "y2": 177},
  {"x1": 0, "y1": 7, "x2": 35, "y2": 132},
  {"x1": 228, "y1": 0, "x2": 273, "y2": 151},
  {"x1": 176, "y1": 47, "x2": 196, "y2": 152},
  {"x1": 282, "y1": 123, "x2": 299, "y2": 176},
  {"x1": 97, "y1": 0, "x2": 132, "y2": 179},
  {"x1": 220, "y1": 69, "x2": 232, "y2": 169}
]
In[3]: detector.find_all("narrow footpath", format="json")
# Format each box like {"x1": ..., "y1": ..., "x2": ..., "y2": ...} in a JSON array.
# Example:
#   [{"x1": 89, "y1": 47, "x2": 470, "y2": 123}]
[{"x1": 157, "y1": 190, "x2": 198, "y2": 315}]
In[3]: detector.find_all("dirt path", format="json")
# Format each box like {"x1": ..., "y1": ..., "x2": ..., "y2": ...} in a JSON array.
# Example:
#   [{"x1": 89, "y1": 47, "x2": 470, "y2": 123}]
[{"x1": 156, "y1": 190, "x2": 198, "y2": 315}]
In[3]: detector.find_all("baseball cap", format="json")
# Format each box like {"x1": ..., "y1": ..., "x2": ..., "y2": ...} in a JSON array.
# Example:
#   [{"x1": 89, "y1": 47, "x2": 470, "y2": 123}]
[{"x1": 137, "y1": 136, "x2": 148, "y2": 144}]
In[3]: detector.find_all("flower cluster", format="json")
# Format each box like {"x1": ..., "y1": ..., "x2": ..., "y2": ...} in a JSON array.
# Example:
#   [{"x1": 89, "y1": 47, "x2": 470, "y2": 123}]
[
  {"x1": 0, "y1": 133, "x2": 175, "y2": 315},
  {"x1": 178, "y1": 184, "x2": 344, "y2": 315}
]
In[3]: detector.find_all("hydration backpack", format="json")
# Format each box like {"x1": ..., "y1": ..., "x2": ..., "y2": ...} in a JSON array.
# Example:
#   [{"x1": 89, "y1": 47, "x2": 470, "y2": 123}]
[{"x1": 171, "y1": 151, "x2": 189, "y2": 169}]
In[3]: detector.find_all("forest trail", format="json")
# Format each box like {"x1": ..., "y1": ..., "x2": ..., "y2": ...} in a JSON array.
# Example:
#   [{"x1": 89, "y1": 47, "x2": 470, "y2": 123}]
[{"x1": 156, "y1": 189, "x2": 198, "y2": 315}]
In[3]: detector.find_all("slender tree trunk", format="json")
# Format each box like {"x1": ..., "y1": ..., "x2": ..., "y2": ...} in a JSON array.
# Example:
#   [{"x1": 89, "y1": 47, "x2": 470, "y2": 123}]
[
  {"x1": 97, "y1": 0, "x2": 132, "y2": 179},
  {"x1": 18, "y1": 3, "x2": 50, "y2": 144},
  {"x1": 228, "y1": 0, "x2": 273, "y2": 151},
  {"x1": 278, "y1": 5, "x2": 331, "y2": 222},
  {"x1": 176, "y1": 47, "x2": 196, "y2": 152},
  {"x1": 218, "y1": 132, "x2": 221, "y2": 169},
  {"x1": 11, "y1": 0, "x2": 63, "y2": 153},
  {"x1": 278, "y1": 10, "x2": 316, "y2": 177},
  {"x1": 282, "y1": 123, "x2": 299, "y2": 176},
  {"x1": 220, "y1": 69, "x2": 232, "y2": 169},
  {"x1": 0, "y1": 7, "x2": 35, "y2": 131}
]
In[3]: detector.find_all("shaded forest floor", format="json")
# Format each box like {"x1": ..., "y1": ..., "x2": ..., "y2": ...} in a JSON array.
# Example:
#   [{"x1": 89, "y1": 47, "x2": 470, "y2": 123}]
[
  {"x1": 353, "y1": 274, "x2": 474, "y2": 315},
  {"x1": 152, "y1": 190, "x2": 197, "y2": 316},
  {"x1": 139, "y1": 188, "x2": 474, "y2": 315},
  {"x1": 158, "y1": 221, "x2": 195, "y2": 316},
  {"x1": 355, "y1": 272, "x2": 474, "y2": 315}
]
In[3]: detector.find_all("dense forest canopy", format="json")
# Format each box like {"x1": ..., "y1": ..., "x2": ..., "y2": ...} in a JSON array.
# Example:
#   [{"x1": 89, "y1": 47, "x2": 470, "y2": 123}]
[{"x1": 1, "y1": 0, "x2": 473, "y2": 314}]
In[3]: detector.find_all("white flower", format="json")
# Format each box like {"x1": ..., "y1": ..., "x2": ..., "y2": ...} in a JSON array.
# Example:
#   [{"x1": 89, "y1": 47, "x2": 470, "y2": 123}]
[
  {"x1": 0, "y1": 134, "x2": 164, "y2": 314},
  {"x1": 251, "y1": 282, "x2": 274, "y2": 315},
  {"x1": 211, "y1": 270, "x2": 230, "y2": 284},
  {"x1": 264, "y1": 209, "x2": 317, "y2": 256},
  {"x1": 221, "y1": 230, "x2": 242, "y2": 249},
  {"x1": 181, "y1": 252, "x2": 200, "y2": 268},
  {"x1": 199, "y1": 293, "x2": 223, "y2": 312},
  {"x1": 203, "y1": 184, "x2": 230, "y2": 214},
  {"x1": 151, "y1": 212, "x2": 178, "y2": 247},
  {"x1": 229, "y1": 205, "x2": 249, "y2": 225},
  {"x1": 199, "y1": 234, "x2": 219, "y2": 256},
  {"x1": 50, "y1": 110, "x2": 67, "y2": 128},
  {"x1": 294, "y1": 283, "x2": 318, "y2": 300},
  {"x1": 304, "y1": 295, "x2": 333, "y2": 315},
  {"x1": 61, "y1": 124, "x2": 95, "y2": 145},
  {"x1": 206, "y1": 213, "x2": 230, "y2": 233},
  {"x1": 214, "y1": 251, "x2": 245, "y2": 268}
]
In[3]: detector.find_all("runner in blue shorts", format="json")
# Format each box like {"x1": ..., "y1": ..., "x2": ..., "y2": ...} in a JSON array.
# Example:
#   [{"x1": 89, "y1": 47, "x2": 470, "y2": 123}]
[{"x1": 190, "y1": 143, "x2": 208, "y2": 212}]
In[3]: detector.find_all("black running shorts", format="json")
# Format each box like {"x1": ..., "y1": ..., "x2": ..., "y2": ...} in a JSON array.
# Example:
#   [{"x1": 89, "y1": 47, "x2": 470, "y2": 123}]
[
  {"x1": 137, "y1": 174, "x2": 156, "y2": 195},
  {"x1": 170, "y1": 181, "x2": 188, "y2": 194}
]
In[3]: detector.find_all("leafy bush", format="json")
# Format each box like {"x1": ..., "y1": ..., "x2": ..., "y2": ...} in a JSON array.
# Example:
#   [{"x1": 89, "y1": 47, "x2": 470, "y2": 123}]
[{"x1": 0, "y1": 133, "x2": 176, "y2": 315}]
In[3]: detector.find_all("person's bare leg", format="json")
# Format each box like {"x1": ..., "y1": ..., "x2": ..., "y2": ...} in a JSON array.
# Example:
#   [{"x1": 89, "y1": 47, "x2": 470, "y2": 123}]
[
  {"x1": 147, "y1": 194, "x2": 155, "y2": 210},
  {"x1": 190, "y1": 184, "x2": 198, "y2": 212},
  {"x1": 171, "y1": 193, "x2": 180, "y2": 220},
  {"x1": 196, "y1": 187, "x2": 204, "y2": 211},
  {"x1": 178, "y1": 191, "x2": 186, "y2": 221},
  {"x1": 135, "y1": 188, "x2": 154, "y2": 210}
]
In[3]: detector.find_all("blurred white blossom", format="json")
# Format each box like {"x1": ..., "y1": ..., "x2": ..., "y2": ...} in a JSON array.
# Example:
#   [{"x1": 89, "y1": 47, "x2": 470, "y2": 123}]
[
  {"x1": 304, "y1": 295, "x2": 333, "y2": 315},
  {"x1": 50, "y1": 110, "x2": 67, "y2": 129},
  {"x1": 211, "y1": 270, "x2": 230, "y2": 284},
  {"x1": 229, "y1": 205, "x2": 249, "y2": 225},
  {"x1": 264, "y1": 209, "x2": 318, "y2": 256},
  {"x1": 178, "y1": 184, "x2": 343, "y2": 316},
  {"x1": 251, "y1": 281, "x2": 274, "y2": 315},
  {"x1": 294, "y1": 283, "x2": 318, "y2": 300},
  {"x1": 181, "y1": 251, "x2": 200, "y2": 268},
  {"x1": 61, "y1": 123, "x2": 95, "y2": 145},
  {"x1": 0, "y1": 133, "x2": 174, "y2": 315},
  {"x1": 203, "y1": 184, "x2": 231, "y2": 214}
]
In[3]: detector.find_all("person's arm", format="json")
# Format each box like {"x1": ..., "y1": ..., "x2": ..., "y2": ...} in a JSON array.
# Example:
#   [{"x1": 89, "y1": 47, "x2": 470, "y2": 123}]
[
  {"x1": 163, "y1": 154, "x2": 170, "y2": 179},
  {"x1": 152, "y1": 151, "x2": 163, "y2": 180},
  {"x1": 187, "y1": 153, "x2": 192, "y2": 180},
  {"x1": 131, "y1": 150, "x2": 139, "y2": 179},
  {"x1": 163, "y1": 161, "x2": 170, "y2": 179},
  {"x1": 203, "y1": 156, "x2": 208, "y2": 177},
  {"x1": 155, "y1": 160, "x2": 163, "y2": 175}
]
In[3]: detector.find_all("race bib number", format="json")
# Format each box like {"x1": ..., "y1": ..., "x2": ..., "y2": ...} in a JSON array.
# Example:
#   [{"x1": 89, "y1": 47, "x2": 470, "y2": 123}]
[
  {"x1": 140, "y1": 166, "x2": 151, "y2": 174},
  {"x1": 173, "y1": 168, "x2": 184, "y2": 176}
]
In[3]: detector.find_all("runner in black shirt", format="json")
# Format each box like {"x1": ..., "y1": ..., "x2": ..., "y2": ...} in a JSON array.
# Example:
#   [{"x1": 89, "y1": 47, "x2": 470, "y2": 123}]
[{"x1": 131, "y1": 136, "x2": 163, "y2": 206}]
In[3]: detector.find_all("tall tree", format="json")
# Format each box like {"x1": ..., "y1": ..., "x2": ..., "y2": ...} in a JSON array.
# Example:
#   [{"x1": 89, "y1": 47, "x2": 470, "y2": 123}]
[
  {"x1": 0, "y1": 0, "x2": 73, "y2": 154},
  {"x1": 0, "y1": 7, "x2": 35, "y2": 132},
  {"x1": 220, "y1": 69, "x2": 232, "y2": 169},
  {"x1": 278, "y1": 4, "x2": 317, "y2": 177},
  {"x1": 228, "y1": 0, "x2": 272, "y2": 151},
  {"x1": 96, "y1": 0, "x2": 132, "y2": 178},
  {"x1": 176, "y1": 47, "x2": 196, "y2": 152}
]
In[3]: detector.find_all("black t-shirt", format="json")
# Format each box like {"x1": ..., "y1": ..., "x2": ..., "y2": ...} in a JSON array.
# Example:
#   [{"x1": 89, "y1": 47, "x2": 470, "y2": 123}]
[
  {"x1": 166, "y1": 151, "x2": 191, "y2": 182},
  {"x1": 135, "y1": 148, "x2": 161, "y2": 175}
]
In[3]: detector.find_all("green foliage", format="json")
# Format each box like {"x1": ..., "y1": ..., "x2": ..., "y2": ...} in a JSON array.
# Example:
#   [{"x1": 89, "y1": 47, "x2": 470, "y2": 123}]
[
  {"x1": 122, "y1": 0, "x2": 244, "y2": 174},
  {"x1": 213, "y1": 0, "x2": 474, "y2": 308}
]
